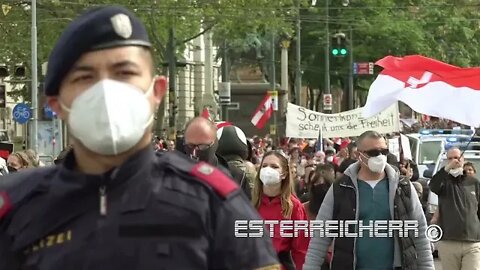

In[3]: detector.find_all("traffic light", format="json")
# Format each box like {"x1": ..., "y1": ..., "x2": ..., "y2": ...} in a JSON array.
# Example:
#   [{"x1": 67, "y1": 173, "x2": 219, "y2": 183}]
[
  {"x1": 0, "y1": 85, "x2": 6, "y2": 108},
  {"x1": 14, "y1": 65, "x2": 26, "y2": 78},
  {"x1": 331, "y1": 33, "x2": 348, "y2": 57},
  {"x1": 331, "y1": 48, "x2": 347, "y2": 56},
  {"x1": 0, "y1": 65, "x2": 8, "y2": 78}
]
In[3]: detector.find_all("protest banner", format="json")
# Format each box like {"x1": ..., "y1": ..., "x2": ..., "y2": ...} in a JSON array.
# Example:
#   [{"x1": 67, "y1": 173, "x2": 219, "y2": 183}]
[{"x1": 286, "y1": 103, "x2": 400, "y2": 138}]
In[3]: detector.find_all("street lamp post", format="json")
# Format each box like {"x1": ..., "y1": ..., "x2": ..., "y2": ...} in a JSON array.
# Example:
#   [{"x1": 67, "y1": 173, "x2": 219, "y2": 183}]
[
  {"x1": 324, "y1": 0, "x2": 331, "y2": 113},
  {"x1": 295, "y1": 0, "x2": 302, "y2": 106},
  {"x1": 167, "y1": 26, "x2": 177, "y2": 140},
  {"x1": 348, "y1": 26, "x2": 354, "y2": 110},
  {"x1": 280, "y1": 38, "x2": 290, "y2": 104},
  {"x1": 30, "y1": 0, "x2": 38, "y2": 152}
]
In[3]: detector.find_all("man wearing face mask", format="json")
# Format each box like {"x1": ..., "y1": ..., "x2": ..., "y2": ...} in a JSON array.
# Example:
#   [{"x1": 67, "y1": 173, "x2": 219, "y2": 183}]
[
  {"x1": 0, "y1": 6, "x2": 280, "y2": 270},
  {"x1": 304, "y1": 130, "x2": 434, "y2": 270},
  {"x1": 429, "y1": 147, "x2": 480, "y2": 270},
  {"x1": 183, "y1": 117, "x2": 252, "y2": 199}
]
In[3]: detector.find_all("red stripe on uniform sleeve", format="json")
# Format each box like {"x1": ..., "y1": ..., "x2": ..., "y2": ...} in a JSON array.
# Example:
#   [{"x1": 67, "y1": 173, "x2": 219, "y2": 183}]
[
  {"x1": 190, "y1": 162, "x2": 239, "y2": 198},
  {"x1": 0, "y1": 192, "x2": 12, "y2": 219}
]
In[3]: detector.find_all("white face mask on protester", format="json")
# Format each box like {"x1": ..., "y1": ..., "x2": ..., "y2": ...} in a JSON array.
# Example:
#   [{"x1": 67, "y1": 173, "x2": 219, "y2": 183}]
[
  {"x1": 326, "y1": 156, "x2": 334, "y2": 162},
  {"x1": 449, "y1": 167, "x2": 464, "y2": 177},
  {"x1": 361, "y1": 153, "x2": 387, "y2": 173},
  {"x1": 61, "y1": 79, "x2": 154, "y2": 156},
  {"x1": 300, "y1": 158, "x2": 307, "y2": 166},
  {"x1": 259, "y1": 167, "x2": 282, "y2": 186}
]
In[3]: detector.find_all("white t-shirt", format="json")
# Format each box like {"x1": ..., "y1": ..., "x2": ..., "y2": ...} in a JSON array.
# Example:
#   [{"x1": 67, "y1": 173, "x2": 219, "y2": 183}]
[{"x1": 362, "y1": 179, "x2": 383, "y2": 189}]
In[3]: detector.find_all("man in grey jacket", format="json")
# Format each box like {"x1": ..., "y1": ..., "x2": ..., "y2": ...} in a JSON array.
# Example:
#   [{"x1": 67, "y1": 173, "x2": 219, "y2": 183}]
[{"x1": 304, "y1": 130, "x2": 434, "y2": 270}]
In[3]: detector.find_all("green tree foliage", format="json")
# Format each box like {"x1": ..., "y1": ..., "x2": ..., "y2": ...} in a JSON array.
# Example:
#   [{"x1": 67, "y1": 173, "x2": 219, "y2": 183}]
[
  {"x1": 0, "y1": 0, "x2": 295, "y2": 101},
  {"x1": 298, "y1": 0, "x2": 480, "y2": 110}
]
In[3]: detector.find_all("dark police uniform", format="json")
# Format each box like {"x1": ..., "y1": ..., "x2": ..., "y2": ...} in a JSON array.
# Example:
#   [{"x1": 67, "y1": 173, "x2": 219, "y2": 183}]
[{"x1": 0, "y1": 5, "x2": 280, "y2": 270}]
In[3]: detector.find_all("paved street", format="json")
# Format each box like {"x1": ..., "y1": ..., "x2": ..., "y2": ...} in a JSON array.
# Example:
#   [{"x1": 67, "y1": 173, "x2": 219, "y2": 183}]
[{"x1": 434, "y1": 258, "x2": 442, "y2": 269}]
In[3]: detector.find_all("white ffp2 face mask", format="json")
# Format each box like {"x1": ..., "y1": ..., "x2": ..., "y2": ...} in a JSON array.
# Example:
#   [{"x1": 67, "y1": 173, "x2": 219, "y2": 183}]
[
  {"x1": 61, "y1": 79, "x2": 154, "y2": 156},
  {"x1": 449, "y1": 167, "x2": 463, "y2": 177},
  {"x1": 361, "y1": 153, "x2": 387, "y2": 173},
  {"x1": 259, "y1": 167, "x2": 282, "y2": 186}
]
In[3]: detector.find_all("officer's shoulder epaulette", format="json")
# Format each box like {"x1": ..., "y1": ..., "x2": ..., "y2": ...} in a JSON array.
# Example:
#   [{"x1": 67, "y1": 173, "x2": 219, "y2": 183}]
[
  {"x1": 156, "y1": 151, "x2": 240, "y2": 198},
  {"x1": 0, "y1": 166, "x2": 56, "y2": 220},
  {"x1": 0, "y1": 191, "x2": 12, "y2": 219}
]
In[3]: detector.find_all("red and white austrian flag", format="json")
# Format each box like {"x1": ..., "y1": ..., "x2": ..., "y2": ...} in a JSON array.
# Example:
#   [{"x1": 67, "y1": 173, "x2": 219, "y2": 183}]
[
  {"x1": 363, "y1": 55, "x2": 480, "y2": 127},
  {"x1": 251, "y1": 93, "x2": 273, "y2": 129}
]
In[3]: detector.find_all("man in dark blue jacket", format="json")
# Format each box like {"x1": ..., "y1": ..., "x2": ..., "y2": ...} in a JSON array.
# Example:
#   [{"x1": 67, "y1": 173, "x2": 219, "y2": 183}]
[{"x1": 0, "y1": 6, "x2": 277, "y2": 269}]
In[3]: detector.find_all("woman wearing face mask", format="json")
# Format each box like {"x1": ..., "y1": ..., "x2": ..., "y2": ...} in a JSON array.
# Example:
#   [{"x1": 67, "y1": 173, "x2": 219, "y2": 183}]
[
  {"x1": 7, "y1": 151, "x2": 32, "y2": 172},
  {"x1": 252, "y1": 151, "x2": 309, "y2": 270},
  {"x1": 303, "y1": 163, "x2": 335, "y2": 270},
  {"x1": 303, "y1": 163, "x2": 336, "y2": 220}
]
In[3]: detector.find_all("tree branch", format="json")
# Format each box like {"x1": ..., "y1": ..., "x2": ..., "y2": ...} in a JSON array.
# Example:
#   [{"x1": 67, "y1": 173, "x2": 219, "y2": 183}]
[
  {"x1": 148, "y1": 2, "x2": 166, "y2": 60},
  {"x1": 181, "y1": 23, "x2": 216, "y2": 44},
  {"x1": 17, "y1": 1, "x2": 64, "y2": 18}
]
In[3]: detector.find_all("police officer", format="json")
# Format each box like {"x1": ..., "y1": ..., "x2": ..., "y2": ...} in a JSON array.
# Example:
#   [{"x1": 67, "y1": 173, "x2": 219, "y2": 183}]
[{"x1": 0, "y1": 6, "x2": 280, "y2": 270}]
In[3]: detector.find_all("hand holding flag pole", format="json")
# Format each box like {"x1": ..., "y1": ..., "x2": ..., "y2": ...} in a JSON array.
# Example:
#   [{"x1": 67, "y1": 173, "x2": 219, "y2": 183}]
[{"x1": 460, "y1": 128, "x2": 477, "y2": 158}]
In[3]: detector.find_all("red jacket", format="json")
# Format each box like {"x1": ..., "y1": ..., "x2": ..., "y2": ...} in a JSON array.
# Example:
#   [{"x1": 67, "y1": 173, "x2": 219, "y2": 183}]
[{"x1": 257, "y1": 194, "x2": 309, "y2": 270}]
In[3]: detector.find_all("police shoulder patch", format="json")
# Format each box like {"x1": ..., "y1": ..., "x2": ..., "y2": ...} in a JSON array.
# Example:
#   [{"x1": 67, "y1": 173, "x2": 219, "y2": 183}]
[
  {"x1": 0, "y1": 191, "x2": 12, "y2": 219},
  {"x1": 190, "y1": 162, "x2": 239, "y2": 198}
]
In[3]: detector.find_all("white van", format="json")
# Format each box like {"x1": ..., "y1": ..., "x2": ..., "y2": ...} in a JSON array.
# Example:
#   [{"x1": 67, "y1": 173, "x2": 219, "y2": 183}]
[
  {"x1": 407, "y1": 129, "x2": 476, "y2": 177},
  {"x1": 406, "y1": 133, "x2": 445, "y2": 177}
]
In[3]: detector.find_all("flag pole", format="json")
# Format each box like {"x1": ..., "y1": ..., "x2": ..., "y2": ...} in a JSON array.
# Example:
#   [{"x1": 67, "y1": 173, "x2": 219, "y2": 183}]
[
  {"x1": 317, "y1": 127, "x2": 323, "y2": 153},
  {"x1": 460, "y1": 127, "x2": 477, "y2": 158},
  {"x1": 270, "y1": 31, "x2": 278, "y2": 147}
]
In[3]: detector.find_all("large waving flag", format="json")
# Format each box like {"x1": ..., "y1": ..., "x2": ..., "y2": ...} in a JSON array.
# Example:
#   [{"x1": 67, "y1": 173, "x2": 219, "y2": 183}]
[
  {"x1": 362, "y1": 55, "x2": 480, "y2": 127},
  {"x1": 251, "y1": 92, "x2": 273, "y2": 129}
]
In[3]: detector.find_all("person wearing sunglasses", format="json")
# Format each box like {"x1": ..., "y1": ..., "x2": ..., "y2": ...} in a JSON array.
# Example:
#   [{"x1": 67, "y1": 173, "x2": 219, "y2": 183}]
[
  {"x1": 183, "y1": 116, "x2": 252, "y2": 199},
  {"x1": 183, "y1": 117, "x2": 220, "y2": 163},
  {"x1": 304, "y1": 130, "x2": 434, "y2": 270}
]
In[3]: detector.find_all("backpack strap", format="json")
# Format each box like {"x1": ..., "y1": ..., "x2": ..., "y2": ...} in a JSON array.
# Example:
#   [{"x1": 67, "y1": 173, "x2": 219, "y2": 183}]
[
  {"x1": 397, "y1": 178, "x2": 413, "y2": 217},
  {"x1": 239, "y1": 171, "x2": 246, "y2": 189}
]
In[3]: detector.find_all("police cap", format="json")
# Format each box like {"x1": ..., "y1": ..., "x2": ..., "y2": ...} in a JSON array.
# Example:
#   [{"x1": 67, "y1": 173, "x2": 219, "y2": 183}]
[{"x1": 44, "y1": 5, "x2": 151, "y2": 96}]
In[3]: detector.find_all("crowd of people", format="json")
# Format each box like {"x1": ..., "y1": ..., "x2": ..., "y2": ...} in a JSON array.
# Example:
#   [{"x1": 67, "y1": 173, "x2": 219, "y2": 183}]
[
  {"x1": 146, "y1": 117, "x2": 480, "y2": 270},
  {"x1": 1, "y1": 5, "x2": 478, "y2": 270},
  {"x1": 145, "y1": 118, "x2": 443, "y2": 269},
  {"x1": 0, "y1": 149, "x2": 45, "y2": 175},
  {"x1": 1, "y1": 118, "x2": 475, "y2": 269}
]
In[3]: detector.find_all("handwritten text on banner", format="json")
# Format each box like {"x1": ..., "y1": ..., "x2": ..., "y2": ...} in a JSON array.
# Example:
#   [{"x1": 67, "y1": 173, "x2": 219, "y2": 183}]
[{"x1": 286, "y1": 103, "x2": 400, "y2": 138}]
